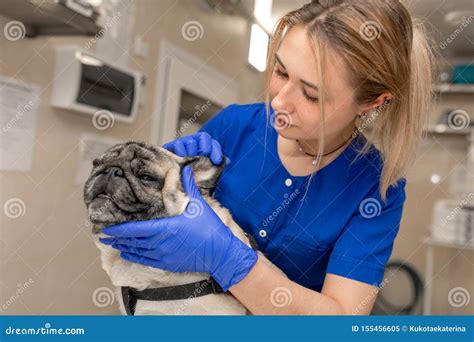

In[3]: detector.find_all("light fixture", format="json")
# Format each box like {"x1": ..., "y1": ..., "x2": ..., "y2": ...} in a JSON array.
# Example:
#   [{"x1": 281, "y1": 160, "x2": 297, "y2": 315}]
[
  {"x1": 84, "y1": 0, "x2": 103, "y2": 6},
  {"x1": 248, "y1": 23, "x2": 269, "y2": 72},
  {"x1": 444, "y1": 11, "x2": 474, "y2": 26},
  {"x1": 253, "y1": 0, "x2": 274, "y2": 32}
]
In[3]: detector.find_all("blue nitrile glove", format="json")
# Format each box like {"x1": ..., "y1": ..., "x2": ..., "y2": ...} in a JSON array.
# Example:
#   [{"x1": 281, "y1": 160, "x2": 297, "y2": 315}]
[
  {"x1": 163, "y1": 132, "x2": 230, "y2": 166},
  {"x1": 100, "y1": 166, "x2": 257, "y2": 292}
]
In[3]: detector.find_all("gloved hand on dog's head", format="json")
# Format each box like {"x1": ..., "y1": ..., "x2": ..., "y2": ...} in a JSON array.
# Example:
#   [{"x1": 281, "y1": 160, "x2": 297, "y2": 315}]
[
  {"x1": 163, "y1": 131, "x2": 230, "y2": 166},
  {"x1": 100, "y1": 165, "x2": 257, "y2": 292}
]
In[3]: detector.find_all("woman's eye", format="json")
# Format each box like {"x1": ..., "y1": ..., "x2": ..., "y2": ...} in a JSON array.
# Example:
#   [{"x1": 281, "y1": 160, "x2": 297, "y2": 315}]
[
  {"x1": 275, "y1": 68, "x2": 288, "y2": 79},
  {"x1": 303, "y1": 91, "x2": 318, "y2": 103},
  {"x1": 274, "y1": 66, "x2": 318, "y2": 103}
]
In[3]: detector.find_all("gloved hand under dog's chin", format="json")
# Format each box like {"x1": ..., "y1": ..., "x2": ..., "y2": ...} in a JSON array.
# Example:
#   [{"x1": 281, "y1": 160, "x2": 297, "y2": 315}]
[{"x1": 100, "y1": 165, "x2": 258, "y2": 292}]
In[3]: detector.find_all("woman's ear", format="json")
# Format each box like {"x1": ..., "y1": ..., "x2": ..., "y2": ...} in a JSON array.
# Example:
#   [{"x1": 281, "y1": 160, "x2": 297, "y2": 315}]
[
  {"x1": 181, "y1": 156, "x2": 226, "y2": 192},
  {"x1": 358, "y1": 93, "x2": 393, "y2": 116}
]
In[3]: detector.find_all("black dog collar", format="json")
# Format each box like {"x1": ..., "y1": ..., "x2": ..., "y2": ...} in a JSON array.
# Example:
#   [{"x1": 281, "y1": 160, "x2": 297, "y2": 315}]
[
  {"x1": 121, "y1": 232, "x2": 258, "y2": 316},
  {"x1": 121, "y1": 278, "x2": 224, "y2": 315}
]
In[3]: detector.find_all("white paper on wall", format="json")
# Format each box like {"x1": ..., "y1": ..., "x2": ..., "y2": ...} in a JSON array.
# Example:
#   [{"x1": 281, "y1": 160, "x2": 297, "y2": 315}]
[{"x1": 0, "y1": 75, "x2": 40, "y2": 172}]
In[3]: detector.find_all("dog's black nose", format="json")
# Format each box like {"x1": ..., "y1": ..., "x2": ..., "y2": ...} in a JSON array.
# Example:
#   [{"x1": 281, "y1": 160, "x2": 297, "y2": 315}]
[{"x1": 106, "y1": 166, "x2": 124, "y2": 178}]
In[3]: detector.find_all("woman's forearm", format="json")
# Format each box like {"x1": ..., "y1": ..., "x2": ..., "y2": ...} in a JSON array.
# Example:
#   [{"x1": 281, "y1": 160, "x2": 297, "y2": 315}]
[{"x1": 229, "y1": 255, "x2": 345, "y2": 315}]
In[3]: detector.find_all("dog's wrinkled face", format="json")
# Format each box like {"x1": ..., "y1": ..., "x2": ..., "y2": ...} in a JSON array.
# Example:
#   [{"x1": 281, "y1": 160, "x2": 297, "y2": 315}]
[{"x1": 83, "y1": 141, "x2": 224, "y2": 234}]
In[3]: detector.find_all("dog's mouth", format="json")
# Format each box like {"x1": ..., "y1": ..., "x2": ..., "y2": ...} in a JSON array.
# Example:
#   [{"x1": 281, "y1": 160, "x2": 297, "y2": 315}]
[
  {"x1": 88, "y1": 194, "x2": 122, "y2": 225},
  {"x1": 87, "y1": 191, "x2": 154, "y2": 229}
]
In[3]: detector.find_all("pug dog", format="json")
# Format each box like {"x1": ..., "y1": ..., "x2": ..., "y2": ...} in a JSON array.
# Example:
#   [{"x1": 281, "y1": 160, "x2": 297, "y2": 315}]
[{"x1": 84, "y1": 141, "x2": 281, "y2": 315}]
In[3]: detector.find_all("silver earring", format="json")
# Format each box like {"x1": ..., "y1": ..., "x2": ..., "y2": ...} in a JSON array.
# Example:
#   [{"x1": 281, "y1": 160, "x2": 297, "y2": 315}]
[{"x1": 359, "y1": 113, "x2": 367, "y2": 120}]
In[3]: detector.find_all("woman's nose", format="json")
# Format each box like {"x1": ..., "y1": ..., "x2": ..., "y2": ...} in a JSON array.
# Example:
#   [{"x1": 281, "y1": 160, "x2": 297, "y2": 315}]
[{"x1": 271, "y1": 84, "x2": 295, "y2": 114}]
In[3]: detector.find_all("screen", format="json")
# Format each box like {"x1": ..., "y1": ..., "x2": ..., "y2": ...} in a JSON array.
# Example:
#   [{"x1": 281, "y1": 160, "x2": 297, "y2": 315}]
[{"x1": 76, "y1": 59, "x2": 135, "y2": 116}]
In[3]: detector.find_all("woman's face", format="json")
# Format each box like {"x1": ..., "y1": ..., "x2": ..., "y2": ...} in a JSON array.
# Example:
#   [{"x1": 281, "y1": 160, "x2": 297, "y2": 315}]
[{"x1": 269, "y1": 25, "x2": 361, "y2": 141}]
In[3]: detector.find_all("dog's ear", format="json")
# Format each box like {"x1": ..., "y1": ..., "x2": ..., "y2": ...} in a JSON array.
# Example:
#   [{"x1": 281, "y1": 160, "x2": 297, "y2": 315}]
[{"x1": 180, "y1": 156, "x2": 226, "y2": 192}]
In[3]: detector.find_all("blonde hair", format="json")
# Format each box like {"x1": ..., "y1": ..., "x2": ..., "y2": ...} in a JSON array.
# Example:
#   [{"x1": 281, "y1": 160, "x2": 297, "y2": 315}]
[{"x1": 264, "y1": 0, "x2": 434, "y2": 201}]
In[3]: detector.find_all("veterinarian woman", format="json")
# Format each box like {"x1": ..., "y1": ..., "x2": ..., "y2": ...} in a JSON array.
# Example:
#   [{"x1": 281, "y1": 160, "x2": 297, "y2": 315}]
[{"x1": 101, "y1": 0, "x2": 433, "y2": 314}]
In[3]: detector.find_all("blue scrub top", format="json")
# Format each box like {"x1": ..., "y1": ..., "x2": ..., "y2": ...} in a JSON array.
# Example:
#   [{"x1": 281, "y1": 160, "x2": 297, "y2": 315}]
[{"x1": 199, "y1": 102, "x2": 406, "y2": 291}]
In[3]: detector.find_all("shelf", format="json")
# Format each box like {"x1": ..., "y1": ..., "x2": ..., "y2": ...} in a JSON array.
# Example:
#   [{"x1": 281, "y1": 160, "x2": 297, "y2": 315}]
[
  {"x1": 424, "y1": 125, "x2": 473, "y2": 136},
  {"x1": 424, "y1": 237, "x2": 474, "y2": 250},
  {"x1": 434, "y1": 83, "x2": 474, "y2": 94}
]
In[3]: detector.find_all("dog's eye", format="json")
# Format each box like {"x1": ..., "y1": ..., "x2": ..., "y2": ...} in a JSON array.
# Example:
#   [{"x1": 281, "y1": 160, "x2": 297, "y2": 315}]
[
  {"x1": 138, "y1": 174, "x2": 157, "y2": 182},
  {"x1": 92, "y1": 158, "x2": 101, "y2": 167}
]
